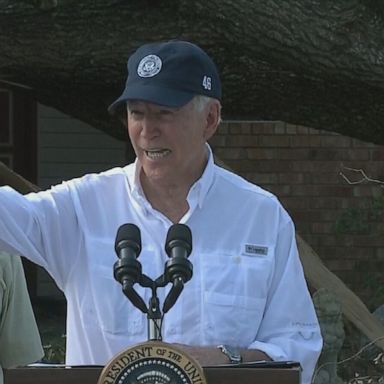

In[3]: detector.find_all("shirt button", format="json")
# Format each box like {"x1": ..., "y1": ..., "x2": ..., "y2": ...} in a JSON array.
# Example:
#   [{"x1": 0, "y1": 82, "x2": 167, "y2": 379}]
[{"x1": 233, "y1": 256, "x2": 242, "y2": 264}]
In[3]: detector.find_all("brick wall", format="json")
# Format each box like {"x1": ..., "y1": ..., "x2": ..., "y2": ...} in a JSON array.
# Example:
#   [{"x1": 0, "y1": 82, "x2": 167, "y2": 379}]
[{"x1": 210, "y1": 121, "x2": 384, "y2": 307}]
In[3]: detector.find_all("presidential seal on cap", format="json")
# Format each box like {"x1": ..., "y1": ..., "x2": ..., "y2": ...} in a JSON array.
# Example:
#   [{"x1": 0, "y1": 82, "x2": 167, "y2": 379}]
[
  {"x1": 137, "y1": 54, "x2": 162, "y2": 77},
  {"x1": 108, "y1": 40, "x2": 221, "y2": 112}
]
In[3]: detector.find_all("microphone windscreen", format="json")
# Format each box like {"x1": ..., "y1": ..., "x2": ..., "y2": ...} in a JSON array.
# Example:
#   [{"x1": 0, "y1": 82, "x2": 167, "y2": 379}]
[
  {"x1": 165, "y1": 224, "x2": 192, "y2": 255},
  {"x1": 115, "y1": 223, "x2": 141, "y2": 254}
]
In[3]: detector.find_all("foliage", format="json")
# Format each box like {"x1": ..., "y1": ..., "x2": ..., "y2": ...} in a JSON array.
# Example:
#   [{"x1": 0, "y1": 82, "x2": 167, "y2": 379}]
[
  {"x1": 41, "y1": 332, "x2": 66, "y2": 364},
  {"x1": 34, "y1": 299, "x2": 66, "y2": 364},
  {"x1": 358, "y1": 261, "x2": 384, "y2": 312},
  {"x1": 334, "y1": 194, "x2": 384, "y2": 235},
  {"x1": 334, "y1": 207, "x2": 370, "y2": 234},
  {"x1": 338, "y1": 319, "x2": 384, "y2": 384}
]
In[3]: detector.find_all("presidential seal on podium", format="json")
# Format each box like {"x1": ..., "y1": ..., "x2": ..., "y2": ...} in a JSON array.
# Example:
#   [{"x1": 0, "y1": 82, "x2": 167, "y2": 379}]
[{"x1": 98, "y1": 341, "x2": 207, "y2": 384}]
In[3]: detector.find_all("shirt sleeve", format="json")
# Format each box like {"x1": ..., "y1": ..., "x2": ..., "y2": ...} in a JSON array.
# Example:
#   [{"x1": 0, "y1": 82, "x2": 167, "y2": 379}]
[
  {"x1": 248, "y1": 210, "x2": 323, "y2": 384},
  {"x1": 0, "y1": 253, "x2": 44, "y2": 368},
  {"x1": 0, "y1": 185, "x2": 83, "y2": 290}
]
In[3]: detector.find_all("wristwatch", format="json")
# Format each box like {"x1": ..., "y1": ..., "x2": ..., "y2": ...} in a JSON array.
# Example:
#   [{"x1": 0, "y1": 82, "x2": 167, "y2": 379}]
[{"x1": 217, "y1": 344, "x2": 242, "y2": 364}]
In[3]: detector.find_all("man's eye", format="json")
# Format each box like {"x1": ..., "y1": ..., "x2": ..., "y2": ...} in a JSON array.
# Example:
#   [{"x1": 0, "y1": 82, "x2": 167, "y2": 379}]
[
  {"x1": 159, "y1": 109, "x2": 174, "y2": 116},
  {"x1": 129, "y1": 110, "x2": 143, "y2": 116}
]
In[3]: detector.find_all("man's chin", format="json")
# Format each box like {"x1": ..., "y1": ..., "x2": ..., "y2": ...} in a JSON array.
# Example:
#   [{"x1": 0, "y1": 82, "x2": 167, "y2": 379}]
[{"x1": 141, "y1": 167, "x2": 170, "y2": 183}]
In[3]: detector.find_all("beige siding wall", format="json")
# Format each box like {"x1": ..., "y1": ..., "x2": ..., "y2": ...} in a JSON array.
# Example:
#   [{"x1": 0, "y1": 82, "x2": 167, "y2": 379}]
[
  {"x1": 36, "y1": 104, "x2": 126, "y2": 297},
  {"x1": 38, "y1": 104, "x2": 126, "y2": 189}
]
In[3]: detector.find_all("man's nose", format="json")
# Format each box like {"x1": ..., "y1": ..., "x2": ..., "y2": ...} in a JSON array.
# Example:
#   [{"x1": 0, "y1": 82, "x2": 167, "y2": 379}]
[{"x1": 140, "y1": 115, "x2": 160, "y2": 139}]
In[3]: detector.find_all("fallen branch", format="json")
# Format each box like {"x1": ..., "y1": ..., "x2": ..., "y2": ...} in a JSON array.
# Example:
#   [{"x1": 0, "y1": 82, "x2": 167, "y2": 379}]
[
  {"x1": 297, "y1": 234, "x2": 384, "y2": 351},
  {"x1": 0, "y1": 162, "x2": 40, "y2": 193}
]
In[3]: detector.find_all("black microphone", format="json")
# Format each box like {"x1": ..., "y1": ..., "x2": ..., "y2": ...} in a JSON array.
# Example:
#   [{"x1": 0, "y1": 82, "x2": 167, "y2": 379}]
[
  {"x1": 113, "y1": 223, "x2": 147, "y2": 313},
  {"x1": 163, "y1": 224, "x2": 193, "y2": 313}
]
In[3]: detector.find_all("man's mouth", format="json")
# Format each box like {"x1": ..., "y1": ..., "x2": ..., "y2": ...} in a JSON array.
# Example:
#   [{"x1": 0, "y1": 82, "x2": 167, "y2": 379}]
[{"x1": 144, "y1": 149, "x2": 171, "y2": 159}]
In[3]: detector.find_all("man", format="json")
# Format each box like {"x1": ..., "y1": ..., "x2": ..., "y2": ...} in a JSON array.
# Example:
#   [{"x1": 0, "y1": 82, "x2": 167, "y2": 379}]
[
  {"x1": 0, "y1": 40, "x2": 322, "y2": 383},
  {"x1": 0, "y1": 252, "x2": 44, "y2": 384}
]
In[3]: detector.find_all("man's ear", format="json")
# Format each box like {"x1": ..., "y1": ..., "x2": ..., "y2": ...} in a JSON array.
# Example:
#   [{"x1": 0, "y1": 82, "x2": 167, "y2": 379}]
[{"x1": 203, "y1": 100, "x2": 221, "y2": 141}]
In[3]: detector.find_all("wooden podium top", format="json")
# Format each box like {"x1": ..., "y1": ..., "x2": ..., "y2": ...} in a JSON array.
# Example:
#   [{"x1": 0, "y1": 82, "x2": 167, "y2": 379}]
[{"x1": 4, "y1": 363, "x2": 301, "y2": 384}]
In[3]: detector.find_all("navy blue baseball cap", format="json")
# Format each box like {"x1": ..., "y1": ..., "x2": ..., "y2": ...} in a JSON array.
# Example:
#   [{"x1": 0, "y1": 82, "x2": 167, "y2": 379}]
[{"x1": 108, "y1": 40, "x2": 221, "y2": 113}]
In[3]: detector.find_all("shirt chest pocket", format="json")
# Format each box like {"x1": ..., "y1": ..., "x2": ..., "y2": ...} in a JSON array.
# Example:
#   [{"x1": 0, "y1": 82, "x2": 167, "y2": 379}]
[
  {"x1": 200, "y1": 252, "x2": 273, "y2": 346},
  {"x1": 84, "y1": 262, "x2": 147, "y2": 336}
]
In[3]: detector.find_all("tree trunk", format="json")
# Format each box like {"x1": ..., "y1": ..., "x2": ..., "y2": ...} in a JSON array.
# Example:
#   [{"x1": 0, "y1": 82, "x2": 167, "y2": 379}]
[{"x1": 1, "y1": 0, "x2": 384, "y2": 143}]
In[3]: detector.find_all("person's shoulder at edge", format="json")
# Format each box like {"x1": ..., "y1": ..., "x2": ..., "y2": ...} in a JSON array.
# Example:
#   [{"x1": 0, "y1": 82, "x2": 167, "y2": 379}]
[{"x1": 0, "y1": 252, "x2": 44, "y2": 369}]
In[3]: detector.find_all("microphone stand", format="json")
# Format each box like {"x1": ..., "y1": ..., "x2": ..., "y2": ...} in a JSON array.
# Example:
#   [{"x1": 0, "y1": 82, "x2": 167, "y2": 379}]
[
  {"x1": 133, "y1": 274, "x2": 168, "y2": 341},
  {"x1": 147, "y1": 285, "x2": 162, "y2": 340},
  {"x1": 114, "y1": 224, "x2": 193, "y2": 342},
  {"x1": 146, "y1": 274, "x2": 171, "y2": 340},
  {"x1": 116, "y1": 265, "x2": 192, "y2": 341}
]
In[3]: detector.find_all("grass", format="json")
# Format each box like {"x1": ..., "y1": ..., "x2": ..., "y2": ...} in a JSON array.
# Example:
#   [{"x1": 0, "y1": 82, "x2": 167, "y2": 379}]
[{"x1": 33, "y1": 298, "x2": 66, "y2": 364}]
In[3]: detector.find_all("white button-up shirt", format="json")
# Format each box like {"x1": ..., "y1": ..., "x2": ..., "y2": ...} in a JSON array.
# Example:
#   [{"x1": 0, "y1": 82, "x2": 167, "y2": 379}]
[{"x1": 0, "y1": 148, "x2": 322, "y2": 383}]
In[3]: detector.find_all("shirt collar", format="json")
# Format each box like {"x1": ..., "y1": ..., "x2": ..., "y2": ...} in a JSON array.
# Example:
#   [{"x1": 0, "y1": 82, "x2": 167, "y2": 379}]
[
  {"x1": 187, "y1": 143, "x2": 215, "y2": 210},
  {"x1": 125, "y1": 159, "x2": 152, "y2": 215}
]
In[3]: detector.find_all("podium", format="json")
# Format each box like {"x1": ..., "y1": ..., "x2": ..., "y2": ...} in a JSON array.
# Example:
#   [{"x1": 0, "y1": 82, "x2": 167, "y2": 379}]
[{"x1": 4, "y1": 364, "x2": 301, "y2": 384}]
